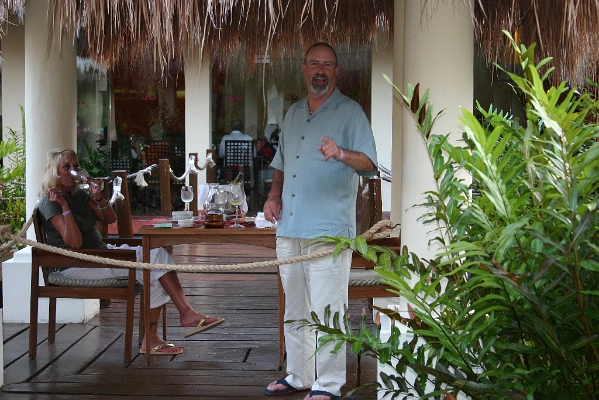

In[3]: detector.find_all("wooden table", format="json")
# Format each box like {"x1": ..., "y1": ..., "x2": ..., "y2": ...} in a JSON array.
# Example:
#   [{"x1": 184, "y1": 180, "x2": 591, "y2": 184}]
[{"x1": 138, "y1": 225, "x2": 277, "y2": 364}]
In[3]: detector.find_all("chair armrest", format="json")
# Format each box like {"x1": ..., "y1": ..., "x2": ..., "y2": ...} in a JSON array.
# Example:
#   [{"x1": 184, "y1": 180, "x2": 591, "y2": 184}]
[{"x1": 33, "y1": 247, "x2": 137, "y2": 270}]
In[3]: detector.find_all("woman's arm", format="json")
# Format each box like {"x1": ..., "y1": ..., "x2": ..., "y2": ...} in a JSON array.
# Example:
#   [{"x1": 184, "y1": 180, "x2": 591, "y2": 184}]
[
  {"x1": 88, "y1": 180, "x2": 117, "y2": 225},
  {"x1": 47, "y1": 187, "x2": 83, "y2": 249}
]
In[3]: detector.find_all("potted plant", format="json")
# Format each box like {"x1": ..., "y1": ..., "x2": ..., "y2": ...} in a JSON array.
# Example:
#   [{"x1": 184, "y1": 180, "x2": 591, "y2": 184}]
[{"x1": 300, "y1": 33, "x2": 599, "y2": 399}]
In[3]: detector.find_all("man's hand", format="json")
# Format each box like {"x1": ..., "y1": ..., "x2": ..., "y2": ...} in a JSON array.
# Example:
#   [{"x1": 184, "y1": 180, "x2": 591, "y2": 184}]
[
  {"x1": 318, "y1": 136, "x2": 342, "y2": 161},
  {"x1": 263, "y1": 196, "x2": 282, "y2": 224}
]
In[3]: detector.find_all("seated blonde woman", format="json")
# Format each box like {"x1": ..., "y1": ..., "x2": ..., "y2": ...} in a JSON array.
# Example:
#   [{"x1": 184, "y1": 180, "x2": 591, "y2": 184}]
[{"x1": 38, "y1": 148, "x2": 224, "y2": 355}]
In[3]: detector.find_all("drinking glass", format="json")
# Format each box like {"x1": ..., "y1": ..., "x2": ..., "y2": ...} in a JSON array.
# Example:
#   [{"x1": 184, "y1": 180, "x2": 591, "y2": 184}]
[
  {"x1": 181, "y1": 185, "x2": 194, "y2": 211},
  {"x1": 204, "y1": 183, "x2": 220, "y2": 212},
  {"x1": 228, "y1": 183, "x2": 245, "y2": 228},
  {"x1": 70, "y1": 168, "x2": 102, "y2": 190},
  {"x1": 214, "y1": 187, "x2": 228, "y2": 213}
]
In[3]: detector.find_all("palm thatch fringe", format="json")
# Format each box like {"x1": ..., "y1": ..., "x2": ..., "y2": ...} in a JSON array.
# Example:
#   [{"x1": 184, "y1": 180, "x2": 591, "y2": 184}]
[
  {"x1": 473, "y1": 0, "x2": 599, "y2": 89},
  {"x1": 2, "y1": 1, "x2": 598, "y2": 93},
  {"x1": 47, "y1": 0, "x2": 392, "y2": 90}
]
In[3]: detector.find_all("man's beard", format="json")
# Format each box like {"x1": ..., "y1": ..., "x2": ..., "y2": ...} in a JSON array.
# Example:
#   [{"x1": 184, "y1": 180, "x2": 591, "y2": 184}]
[{"x1": 310, "y1": 73, "x2": 330, "y2": 95}]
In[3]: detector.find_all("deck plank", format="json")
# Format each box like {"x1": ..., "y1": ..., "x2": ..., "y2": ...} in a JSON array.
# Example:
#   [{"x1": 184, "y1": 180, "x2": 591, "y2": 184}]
[{"x1": 2, "y1": 243, "x2": 380, "y2": 399}]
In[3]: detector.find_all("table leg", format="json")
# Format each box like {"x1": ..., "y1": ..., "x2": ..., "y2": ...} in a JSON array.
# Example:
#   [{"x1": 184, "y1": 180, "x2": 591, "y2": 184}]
[
  {"x1": 277, "y1": 268, "x2": 285, "y2": 367},
  {"x1": 143, "y1": 238, "x2": 152, "y2": 365}
]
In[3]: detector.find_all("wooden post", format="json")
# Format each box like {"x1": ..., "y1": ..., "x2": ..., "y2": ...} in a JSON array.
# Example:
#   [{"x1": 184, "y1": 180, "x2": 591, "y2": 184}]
[
  {"x1": 111, "y1": 170, "x2": 133, "y2": 238},
  {"x1": 206, "y1": 149, "x2": 218, "y2": 183},
  {"x1": 98, "y1": 178, "x2": 110, "y2": 238},
  {"x1": 190, "y1": 170, "x2": 199, "y2": 216},
  {"x1": 369, "y1": 176, "x2": 382, "y2": 229},
  {"x1": 159, "y1": 159, "x2": 171, "y2": 216}
]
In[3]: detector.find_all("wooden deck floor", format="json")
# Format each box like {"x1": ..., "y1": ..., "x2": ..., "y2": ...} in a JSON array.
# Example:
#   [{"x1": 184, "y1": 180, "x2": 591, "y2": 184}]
[{"x1": 1, "y1": 243, "x2": 378, "y2": 399}]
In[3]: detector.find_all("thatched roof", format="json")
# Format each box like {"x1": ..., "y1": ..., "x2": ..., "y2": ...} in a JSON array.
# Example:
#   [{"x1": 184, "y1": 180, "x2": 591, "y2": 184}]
[
  {"x1": 58, "y1": 0, "x2": 393, "y2": 91},
  {"x1": 473, "y1": 0, "x2": 599, "y2": 89},
  {"x1": 2, "y1": 1, "x2": 598, "y2": 92}
]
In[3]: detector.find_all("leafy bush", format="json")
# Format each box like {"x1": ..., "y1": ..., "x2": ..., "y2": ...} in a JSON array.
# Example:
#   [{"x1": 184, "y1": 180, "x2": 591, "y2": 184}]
[
  {"x1": 0, "y1": 107, "x2": 27, "y2": 258},
  {"x1": 302, "y1": 33, "x2": 599, "y2": 399},
  {"x1": 79, "y1": 141, "x2": 109, "y2": 178}
]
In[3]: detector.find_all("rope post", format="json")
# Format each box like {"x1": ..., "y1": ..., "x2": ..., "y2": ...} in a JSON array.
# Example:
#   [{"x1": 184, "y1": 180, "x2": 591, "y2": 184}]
[
  {"x1": 112, "y1": 170, "x2": 134, "y2": 238},
  {"x1": 206, "y1": 149, "x2": 218, "y2": 183},
  {"x1": 98, "y1": 178, "x2": 111, "y2": 238},
  {"x1": 159, "y1": 159, "x2": 172, "y2": 216},
  {"x1": 189, "y1": 155, "x2": 199, "y2": 216}
]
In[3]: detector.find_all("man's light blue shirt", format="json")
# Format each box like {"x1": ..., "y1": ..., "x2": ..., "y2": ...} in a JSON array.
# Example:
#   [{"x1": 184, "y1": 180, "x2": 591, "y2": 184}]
[{"x1": 270, "y1": 88, "x2": 378, "y2": 239}]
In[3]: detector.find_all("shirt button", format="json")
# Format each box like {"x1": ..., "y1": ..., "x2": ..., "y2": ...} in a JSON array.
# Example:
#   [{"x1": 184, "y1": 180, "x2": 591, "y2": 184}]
[
  {"x1": 301, "y1": 136, "x2": 305, "y2": 140},
  {"x1": 307, "y1": 119, "x2": 310, "y2": 122},
  {"x1": 292, "y1": 194, "x2": 295, "y2": 197},
  {"x1": 293, "y1": 174, "x2": 297, "y2": 178},
  {"x1": 296, "y1": 156, "x2": 299, "y2": 159},
  {"x1": 289, "y1": 212, "x2": 293, "y2": 216}
]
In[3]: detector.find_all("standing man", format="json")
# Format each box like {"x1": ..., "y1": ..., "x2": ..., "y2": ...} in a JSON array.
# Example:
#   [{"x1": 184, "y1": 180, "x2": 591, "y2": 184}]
[{"x1": 264, "y1": 43, "x2": 377, "y2": 400}]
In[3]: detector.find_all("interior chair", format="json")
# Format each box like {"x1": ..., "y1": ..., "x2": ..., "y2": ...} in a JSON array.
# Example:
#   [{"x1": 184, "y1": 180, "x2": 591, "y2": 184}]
[
  {"x1": 30, "y1": 205, "x2": 142, "y2": 362},
  {"x1": 224, "y1": 139, "x2": 254, "y2": 189}
]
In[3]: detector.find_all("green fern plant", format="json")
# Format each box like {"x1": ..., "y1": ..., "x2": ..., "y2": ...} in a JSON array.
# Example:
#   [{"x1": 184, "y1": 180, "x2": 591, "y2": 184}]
[
  {"x1": 0, "y1": 106, "x2": 27, "y2": 258},
  {"x1": 300, "y1": 33, "x2": 599, "y2": 400}
]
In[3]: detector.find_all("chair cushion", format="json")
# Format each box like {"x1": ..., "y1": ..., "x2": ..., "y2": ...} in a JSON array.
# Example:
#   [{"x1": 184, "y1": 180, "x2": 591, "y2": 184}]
[
  {"x1": 48, "y1": 272, "x2": 135, "y2": 288},
  {"x1": 349, "y1": 269, "x2": 386, "y2": 287}
]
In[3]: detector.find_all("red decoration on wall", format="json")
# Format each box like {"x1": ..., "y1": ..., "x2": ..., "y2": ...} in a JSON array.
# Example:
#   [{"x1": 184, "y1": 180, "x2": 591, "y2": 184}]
[{"x1": 285, "y1": 94, "x2": 298, "y2": 101}]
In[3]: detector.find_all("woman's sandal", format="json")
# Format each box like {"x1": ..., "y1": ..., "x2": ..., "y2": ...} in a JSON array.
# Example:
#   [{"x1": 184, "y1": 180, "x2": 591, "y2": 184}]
[
  {"x1": 183, "y1": 316, "x2": 225, "y2": 338},
  {"x1": 139, "y1": 342, "x2": 183, "y2": 355}
]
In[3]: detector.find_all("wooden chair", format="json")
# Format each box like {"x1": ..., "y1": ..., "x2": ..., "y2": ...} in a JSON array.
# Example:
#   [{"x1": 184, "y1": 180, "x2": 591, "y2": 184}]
[
  {"x1": 29, "y1": 205, "x2": 142, "y2": 362},
  {"x1": 110, "y1": 170, "x2": 169, "y2": 341}
]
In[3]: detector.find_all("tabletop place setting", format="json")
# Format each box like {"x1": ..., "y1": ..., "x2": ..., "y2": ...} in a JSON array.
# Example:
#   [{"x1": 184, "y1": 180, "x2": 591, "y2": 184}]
[{"x1": 167, "y1": 173, "x2": 263, "y2": 229}]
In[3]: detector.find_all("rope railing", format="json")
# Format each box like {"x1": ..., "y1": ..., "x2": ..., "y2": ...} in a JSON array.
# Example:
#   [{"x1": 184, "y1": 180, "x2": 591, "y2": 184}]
[
  {"x1": 106, "y1": 154, "x2": 217, "y2": 188},
  {"x1": 0, "y1": 219, "x2": 395, "y2": 273}
]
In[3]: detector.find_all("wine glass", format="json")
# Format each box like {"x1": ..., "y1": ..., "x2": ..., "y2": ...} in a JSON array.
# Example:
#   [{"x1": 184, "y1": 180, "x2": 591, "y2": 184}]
[
  {"x1": 228, "y1": 183, "x2": 246, "y2": 228},
  {"x1": 70, "y1": 168, "x2": 102, "y2": 190},
  {"x1": 214, "y1": 187, "x2": 229, "y2": 213},
  {"x1": 181, "y1": 185, "x2": 194, "y2": 211}
]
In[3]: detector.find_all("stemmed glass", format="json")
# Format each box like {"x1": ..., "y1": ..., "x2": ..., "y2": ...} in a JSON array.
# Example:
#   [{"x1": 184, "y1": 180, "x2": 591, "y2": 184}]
[
  {"x1": 181, "y1": 185, "x2": 194, "y2": 211},
  {"x1": 70, "y1": 168, "x2": 103, "y2": 190},
  {"x1": 228, "y1": 183, "x2": 246, "y2": 228}
]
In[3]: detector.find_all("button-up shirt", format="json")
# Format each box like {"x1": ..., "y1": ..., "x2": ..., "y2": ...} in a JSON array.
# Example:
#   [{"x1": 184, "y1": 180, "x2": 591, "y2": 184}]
[{"x1": 270, "y1": 88, "x2": 378, "y2": 239}]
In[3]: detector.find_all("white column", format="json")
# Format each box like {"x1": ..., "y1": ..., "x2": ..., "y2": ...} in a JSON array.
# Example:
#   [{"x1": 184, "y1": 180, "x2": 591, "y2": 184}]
[
  {"x1": 377, "y1": 3, "x2": 473, "y2": 395},
  {"x1": 185, "y1": 48, "x2": 212, "y2": 186},
  {"x1": 390, "y1": 0, "x2": 405, "y2": 226},
  {"x1": 401, "y1": 0, "x2": 473, "y2": 259},
  {"x1": 371, "y1": 30, "x2": 394, "y2": 213},
  {"x1": 25, "y1": 0, "x2": 77, "y2": 233}
]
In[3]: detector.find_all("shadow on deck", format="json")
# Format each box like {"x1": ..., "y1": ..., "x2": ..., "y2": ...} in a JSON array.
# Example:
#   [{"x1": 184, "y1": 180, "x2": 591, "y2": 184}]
[{"x1": 2, "y1": 243, "x2": 379, "y2": 399}]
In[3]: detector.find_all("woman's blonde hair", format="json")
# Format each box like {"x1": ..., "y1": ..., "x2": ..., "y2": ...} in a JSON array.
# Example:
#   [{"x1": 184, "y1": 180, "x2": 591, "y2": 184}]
[{"x1": 40, "y1": 148, "x2": 79, "y2": 197}]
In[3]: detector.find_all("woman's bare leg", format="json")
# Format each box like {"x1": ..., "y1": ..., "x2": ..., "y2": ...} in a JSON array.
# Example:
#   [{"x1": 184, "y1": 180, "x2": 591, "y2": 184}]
[
  {"x1": 158, "y1": 271, "x2": 222, "y2": 327},
  {"x1": 140, "y1": 306, "x2": 182, "y2": 353}
]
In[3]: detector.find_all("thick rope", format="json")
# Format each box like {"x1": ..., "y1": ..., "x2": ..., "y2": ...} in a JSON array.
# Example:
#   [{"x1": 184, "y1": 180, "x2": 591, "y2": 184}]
[{"x1": 0, "y1": 220, "x2": 395, "y2": 272}]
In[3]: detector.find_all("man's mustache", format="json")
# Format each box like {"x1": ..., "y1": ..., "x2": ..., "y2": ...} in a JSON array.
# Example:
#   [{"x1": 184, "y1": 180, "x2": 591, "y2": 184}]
[{"x1": 312, "y1": 73, "x2": 329, "y2": 82}]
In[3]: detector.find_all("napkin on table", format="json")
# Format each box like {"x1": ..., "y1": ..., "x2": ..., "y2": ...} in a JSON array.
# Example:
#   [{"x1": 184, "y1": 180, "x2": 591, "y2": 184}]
[{"x1": 255, "y1": 212, "x2": 276, "y2": 229}]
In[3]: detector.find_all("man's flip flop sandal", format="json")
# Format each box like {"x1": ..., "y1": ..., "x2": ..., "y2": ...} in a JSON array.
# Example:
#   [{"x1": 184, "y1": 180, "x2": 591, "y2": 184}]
[{"x1": 183, "y1": 316, "x2": 225, "y2": 338}]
